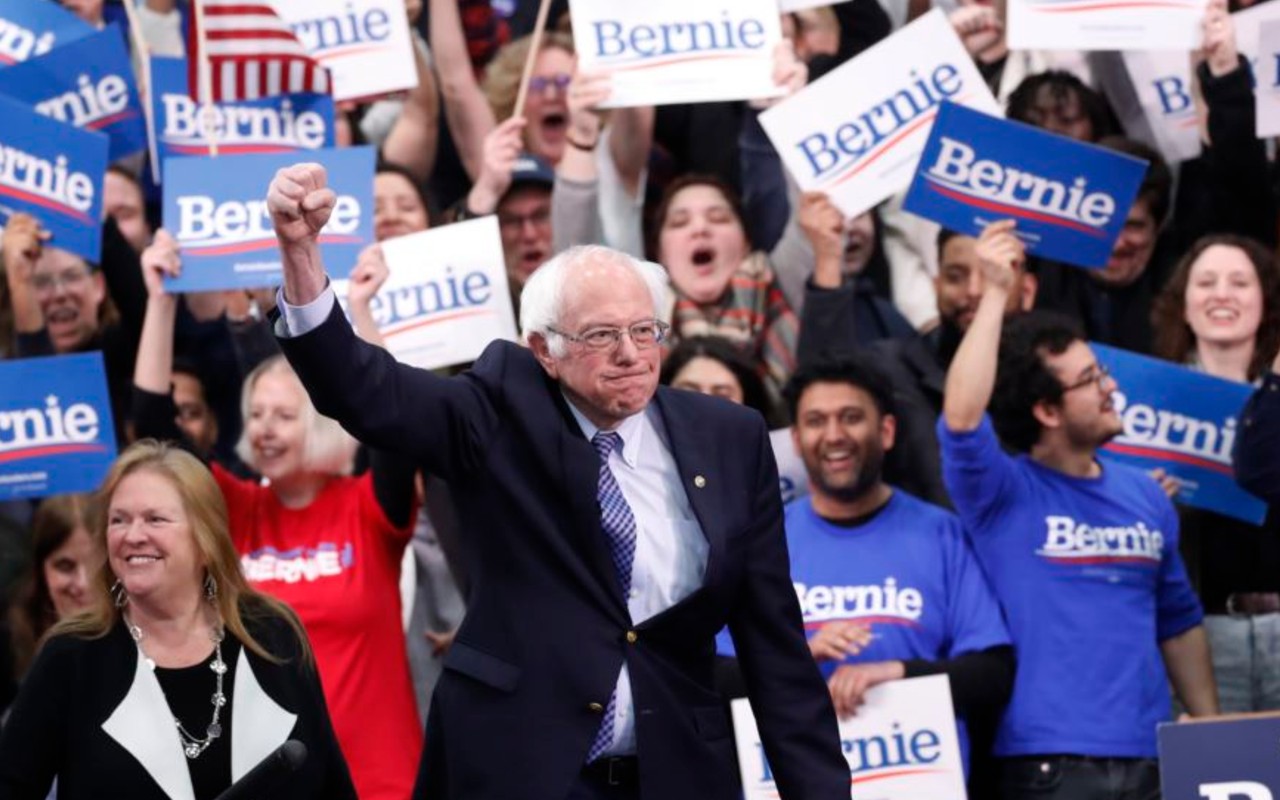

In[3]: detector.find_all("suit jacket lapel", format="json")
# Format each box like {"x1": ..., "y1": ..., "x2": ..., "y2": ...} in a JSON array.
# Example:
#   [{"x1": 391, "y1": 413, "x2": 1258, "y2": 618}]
[
  {"x1": 101, "y1": 644, "x2": 196, "y2": 800},
  {"x1": 229, "y1": 647, "x2": 296, "y2": 782}
]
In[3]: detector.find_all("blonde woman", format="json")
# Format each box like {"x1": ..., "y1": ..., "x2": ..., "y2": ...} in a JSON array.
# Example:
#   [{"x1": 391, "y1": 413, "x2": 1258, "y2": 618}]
[{"x1": 0, "y1": 441, "x2": 355, "y2": 799}]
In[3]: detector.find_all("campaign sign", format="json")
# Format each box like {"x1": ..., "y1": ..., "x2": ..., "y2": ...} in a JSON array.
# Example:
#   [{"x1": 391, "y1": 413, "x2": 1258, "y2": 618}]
[
  {"x1": 0, "y1": 0, "x2": 94, "y2": 67},
  {"x1": 1159, "y1": 715, "x2": 1280, "y2": 800},
  {"x1": 270, "y1": 0, "x2": 417, "y2": 102},
  {"x1": 150, "y1": 57, "x2": 335, "y2": 164},
  {"x1": 571, "y1": 0, "x2": 784, "y2": 108},
  {"x1": 331, "y1": 217, "x2": 519, "y2": 370},
  {"x1": 1120, "y1": 51, "x2": 1202, "y2": 164},
  {"x1": 163, "y1": 146, "x2": 374, "y2": 292},
  {"x1": 733, "y1": 675, "x2": 966, "y2": 800},
  {"x1": 1008, "y1": 0, "x2": 1208, "y2": 51},
  {"x1": 903, "y1": 102, "x2": 1146, "y2": 269},
  {"x1": 0, "y1": 93, "x2": 108, "y2": 262},
  {"x1": 760, "y1": 10, "x2": 1001, "y2": 218},
  {"x1": 1093, "y1": 344, "x2": 1266, "y2": 525},
  {"x1": 1258, "y1": 20, "x2": 1280, "y2": 137},
  {"x1": 0, "y1": 353, "x2": 117, "y2": 501},
  {"x1": 0, "y1": 27, "x2": 145, "y2": 163}
]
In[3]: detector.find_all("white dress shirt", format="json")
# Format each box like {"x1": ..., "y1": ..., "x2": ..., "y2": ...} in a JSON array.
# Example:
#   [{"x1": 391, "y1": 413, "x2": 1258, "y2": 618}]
[{"x1": 278, "y1": 288, "x2": 710, "y2": 754}]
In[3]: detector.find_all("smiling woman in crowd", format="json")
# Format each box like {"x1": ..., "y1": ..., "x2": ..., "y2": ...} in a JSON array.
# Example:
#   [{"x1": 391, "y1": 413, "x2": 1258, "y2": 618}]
[
  {"x1": 0, "y1": 441, "x2": 355, "y2": 799},
  {"x1": 1151, "y1": 233, "x2": 1280, "y2": 714}
]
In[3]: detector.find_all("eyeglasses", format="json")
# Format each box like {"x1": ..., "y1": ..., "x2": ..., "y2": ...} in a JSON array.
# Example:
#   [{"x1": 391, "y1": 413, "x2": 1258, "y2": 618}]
[
  {"x1": 1061, "y1": 364, "x2": 1112, "y2": 394},
  {"x1": 548, "y1": 320, "x2": 671, "y2": 352},
  {"x1": 32, "y1": 268, "x2": 91, "y2": 295},
  {"x1": 498, "y1": 207, "x2": 552, "y2": 232},
  {"x1": 527, "y1": 73, "x2": 571, "y2": 95}
]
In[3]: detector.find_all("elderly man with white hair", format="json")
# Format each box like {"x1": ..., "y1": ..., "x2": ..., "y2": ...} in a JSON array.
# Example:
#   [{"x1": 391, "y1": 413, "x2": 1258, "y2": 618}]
[{"x1": 264, "y1": 163, "x2": 848, "y2": 800}]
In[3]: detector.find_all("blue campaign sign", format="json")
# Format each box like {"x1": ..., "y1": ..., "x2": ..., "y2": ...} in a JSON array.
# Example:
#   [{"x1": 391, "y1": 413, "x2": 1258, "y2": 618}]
[
  {"x1": 150, "y1": 57, "x2": 335, "y2": 165},
  {"x1": 903, "y1": 101, "x2": 1148, "y2": 269},
  {"x1": 0, "y1": 0, "x2": 95, "y2": 67},
  {"x1": 162, "y1": 146, "x2": 374, "y2": 291},
  {"x1": 0, "y1": 93, "x2": 108, "y2": 262},
  {"x1": 0, "y1": 26, "x2": 146, "y2": 162},
  {"x1": 0, "y1": 352, "x2": 118, "y2": 501},
  {"x1": 1094, "y1": 344, "x2": 1267, "y2": 525},
  {"x1": 1159, "y1": 716, "x2": 1280, "y2": 800}
]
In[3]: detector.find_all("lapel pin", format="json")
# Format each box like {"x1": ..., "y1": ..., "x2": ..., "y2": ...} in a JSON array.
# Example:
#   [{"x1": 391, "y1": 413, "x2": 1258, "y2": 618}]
[{"x1": 694, "y1": 475, "x2": 707, "y2": 489}]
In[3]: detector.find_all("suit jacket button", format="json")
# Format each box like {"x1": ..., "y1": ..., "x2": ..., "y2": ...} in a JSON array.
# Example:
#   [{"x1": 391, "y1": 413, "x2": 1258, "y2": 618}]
[
  {"x1": 694, "y1": 475, "x2": 707, "y2": 488},
  {"x1": 588, "y1": 702, "x2": 604, "y2": 713},
  {"x1": 625, "y1": 631, "x2": 638, "y2": 644}
]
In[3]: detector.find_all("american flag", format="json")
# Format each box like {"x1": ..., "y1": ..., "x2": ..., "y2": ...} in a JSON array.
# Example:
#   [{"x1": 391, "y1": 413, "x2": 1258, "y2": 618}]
[{"x1": 187, "y1": 0, "x2": 330, "y2": 103}]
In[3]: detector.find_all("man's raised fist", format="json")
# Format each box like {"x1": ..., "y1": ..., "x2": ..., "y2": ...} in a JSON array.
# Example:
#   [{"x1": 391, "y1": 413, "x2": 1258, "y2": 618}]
[{"x1": 267, "y1": 163, "x2": 337, "y2": 246}]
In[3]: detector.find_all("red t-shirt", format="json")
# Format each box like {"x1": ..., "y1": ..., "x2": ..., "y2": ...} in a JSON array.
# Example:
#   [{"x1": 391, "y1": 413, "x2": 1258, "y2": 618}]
[{"x1": 215, "y1": 465, "x2": 422, "y2": 800}]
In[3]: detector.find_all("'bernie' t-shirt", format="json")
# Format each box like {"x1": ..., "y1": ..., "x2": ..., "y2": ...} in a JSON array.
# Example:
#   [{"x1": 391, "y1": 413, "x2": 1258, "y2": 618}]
[
  {"x1": 717, "y1": 489, "x2": 1010, "y2": 767},
  {"x1": 938, "y1": 415, "x2": 1203, "y2": 759}
]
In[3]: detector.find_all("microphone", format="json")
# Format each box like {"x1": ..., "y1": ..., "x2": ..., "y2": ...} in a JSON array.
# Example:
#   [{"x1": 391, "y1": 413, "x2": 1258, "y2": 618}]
[{"x1": 213, "y1": 740, "x2": 308, "y2": 800}]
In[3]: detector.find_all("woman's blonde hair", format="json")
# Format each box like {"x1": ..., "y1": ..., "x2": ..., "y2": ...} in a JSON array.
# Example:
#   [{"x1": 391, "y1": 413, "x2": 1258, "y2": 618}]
[
  {"x1": 235, "y1": 355, "x2": 357, "y2": 476},
  {"x1": 51, "y1": 440, "x2": 311, "y2": 665},
  {"x1": 481, "y1": 31, "x2": 575, "y2": 123}
]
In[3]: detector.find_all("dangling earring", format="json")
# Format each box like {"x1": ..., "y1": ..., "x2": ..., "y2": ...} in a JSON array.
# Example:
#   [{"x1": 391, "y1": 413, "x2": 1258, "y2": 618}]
[
  {"x1": 203, "y1": 573, "x2": 218, "y2": 603},
  {"x1": 112, "y1": 579, "x2": 128, "y2": 609}
]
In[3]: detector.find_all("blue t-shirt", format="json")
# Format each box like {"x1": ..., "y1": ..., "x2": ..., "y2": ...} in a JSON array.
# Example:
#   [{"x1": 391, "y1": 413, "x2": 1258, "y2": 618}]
[
  {"x1": 717, "y1": 489, "x2": 1010, "y2": 767},
  {"x1": 938, "y1": 415, "x2": 1204, "y2": 759}
]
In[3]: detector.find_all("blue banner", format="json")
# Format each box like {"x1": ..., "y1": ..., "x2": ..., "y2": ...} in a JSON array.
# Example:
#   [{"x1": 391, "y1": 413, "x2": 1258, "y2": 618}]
[
  {"x1": 903, "y1": 101, "x2": 1148, "y2": 269},
  {"x1": 0, "y1": 352, "x2": 117, "y2": 501},
  {"x1": 162, "y1": 146, "x2": 374, "y2": 291},
  {"x1": 0, "y1": 26, "x2": 146, "y2": 162},
  {"x1": 0, "y1": 0, "x2": 95, "y2": 67},
  {"x1": 150, "y1": 56, "x2": 335, "y2": 165},
  {"x1": 0, "y1": 93, "x2": 108, "y2": 262},
  {"x1": 1093, "y1": 344, "x2": 1267, "y2": 525},
  {"x1": 1159, "y1": 716, "x2": 1280, "y2": 800}
]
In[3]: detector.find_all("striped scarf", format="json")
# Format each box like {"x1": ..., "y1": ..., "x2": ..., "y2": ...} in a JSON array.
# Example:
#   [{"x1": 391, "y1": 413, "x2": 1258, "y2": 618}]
[{"x1": 669, "y1": 252, "x2": 799, "y2": 393}]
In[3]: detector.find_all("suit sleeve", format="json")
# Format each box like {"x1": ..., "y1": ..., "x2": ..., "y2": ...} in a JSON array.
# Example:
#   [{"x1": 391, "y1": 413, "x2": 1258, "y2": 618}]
[
  {"x1": 275, "y1": 301, "x2": 500, "y2": 482},
  {"x1": 726, "y1": 418, "x2": 849, "y2": 800},
  {"x1": 0, "y1": 635, "x2": 75, "y2": 799}
]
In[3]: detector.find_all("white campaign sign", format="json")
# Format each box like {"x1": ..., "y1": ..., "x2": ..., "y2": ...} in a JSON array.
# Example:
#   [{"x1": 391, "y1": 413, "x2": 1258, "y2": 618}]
[
  {"x1": 732, "y1": 675, "x2": 967, "y2": 800},
  {"x1": 332, "y1": 217, "x2": 518, "y2": 371},
  {"x1": 1258, "y1": 20, "x2": 1280, "y2": 137},
  {"x1": 1236, "y1": 1, "x2": 1280, "y2": 137},
  {"x1": 270, "y1": 0, "x2": 417, "y2": 101},
  {"x1": 1120, "y1": 51, "x2": 1202, "y2": 163},
  {"x1": 759, "y1": 9, "x2": 1001, "y2": 218},
  {"x1": 1008, "y1": 0, "x2": 1208, "y2": 51},
  {"x1": 779, "y1": 0, "x2": 853, "y2": 12},
  {"x1": 570, "y1": 0, "x2": 784, "y2": 108}
]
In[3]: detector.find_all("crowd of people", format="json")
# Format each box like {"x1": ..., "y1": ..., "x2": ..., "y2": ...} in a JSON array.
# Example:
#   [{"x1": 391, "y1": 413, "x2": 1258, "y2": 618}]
[{"x1": 2, "y1": 0, "x2": 1280, "y2": 797}]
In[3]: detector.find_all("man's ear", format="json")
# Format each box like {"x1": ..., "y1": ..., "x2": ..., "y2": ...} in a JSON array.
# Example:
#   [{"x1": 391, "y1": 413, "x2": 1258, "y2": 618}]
[
  {"x1": 528, "y1": 332, "x2": 560, "y2": 379},
  {"x1": 880, "y1": 412, "x2": 897, "y2": 452},
  {"x1": 1031, "y1": 398, "x2": 1061, "y2": 431}
]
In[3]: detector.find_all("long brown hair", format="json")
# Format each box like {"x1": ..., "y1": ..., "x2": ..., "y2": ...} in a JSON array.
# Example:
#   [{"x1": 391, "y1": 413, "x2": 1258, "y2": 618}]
[
  {"x1": 8, "y1": 494, "x2": 97, "y2": 678},
  {"x1": 1151, "y1": 234, "x2": 1280, "y2": 382},
  {"x1": 50, "y1": 440, "x2": 311, "y2": 665}
]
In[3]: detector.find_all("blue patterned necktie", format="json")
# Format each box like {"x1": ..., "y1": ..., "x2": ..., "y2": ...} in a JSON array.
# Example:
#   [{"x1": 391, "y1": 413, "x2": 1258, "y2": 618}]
[{"x1": 586, "y1": 430, "x2": 637, "y2": 761}]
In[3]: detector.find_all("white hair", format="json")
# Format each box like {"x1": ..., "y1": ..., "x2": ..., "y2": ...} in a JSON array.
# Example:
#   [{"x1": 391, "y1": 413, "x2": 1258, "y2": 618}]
[
  {"x1": 235, "y1": 356, "x2": 358, "y2": 476},
  {"x1": 519, "y1": 245, "x2": 670, "y2": 357}
]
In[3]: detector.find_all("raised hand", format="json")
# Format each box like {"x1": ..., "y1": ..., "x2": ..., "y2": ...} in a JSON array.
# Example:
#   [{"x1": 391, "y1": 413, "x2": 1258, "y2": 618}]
[
  {"x1": 466, "y1": 117, "x2": 526, "y2": 216},
  {"x1": 267, "y1": 163, "x2": 337, "y2": 247},
  {"x1": 974, "y1": 219, "x2": 1024, "y2": 295},
  {"x1": 348, "y1": 244, "x2": 389, "y2": 308},
  {"x1": 2, "y1": 212, "x2": 49, "y2": 286},
  {"x1": 140, "y1": 229, "x2": 182, "y2": 299}
]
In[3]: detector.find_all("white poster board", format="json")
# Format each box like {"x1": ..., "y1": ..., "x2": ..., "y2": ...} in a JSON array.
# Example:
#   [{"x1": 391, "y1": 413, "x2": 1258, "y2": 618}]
[
  {"x1": 570, "y1": 0, "x2": 784, "y2": 108},
  {"x1": 1121, "y1": 51, "x2": 1203, "y2": 163},
  {"x1": 332, "y1": 217, "x2": 518, "y2": 371},
  {"x1": 271, "y1": 0, "x2": 417, "y2": 101},
  {"x1": 1008, "y1": 0, "x2": 1208, "y2": 51},
  {"x1": 759, "y1": 9, "x2": 1001, "y2": 218},
  {"x1": 1258, "y1": 20, "x2": 1280, "y2": 137},
  {"x1": 732, "y1": 675, "x2": 967, "y2": 800}
]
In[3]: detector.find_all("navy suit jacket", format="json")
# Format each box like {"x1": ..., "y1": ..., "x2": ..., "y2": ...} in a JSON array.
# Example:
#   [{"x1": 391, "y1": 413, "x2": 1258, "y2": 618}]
[{"x1": 278, "y1": 305, "x2": 848, "y2": 800}]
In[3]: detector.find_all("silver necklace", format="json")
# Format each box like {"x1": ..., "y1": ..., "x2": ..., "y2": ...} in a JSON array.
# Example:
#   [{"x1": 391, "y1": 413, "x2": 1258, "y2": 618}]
[{"x1": 126, "y1": 616, "x2": 228, "y2": 760}]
